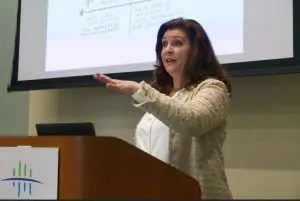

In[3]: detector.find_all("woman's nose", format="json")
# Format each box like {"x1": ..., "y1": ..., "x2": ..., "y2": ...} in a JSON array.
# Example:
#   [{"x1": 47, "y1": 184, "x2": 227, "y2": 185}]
[{"x1": 165, "y1": 45, "x2": 174, "y2": 54}]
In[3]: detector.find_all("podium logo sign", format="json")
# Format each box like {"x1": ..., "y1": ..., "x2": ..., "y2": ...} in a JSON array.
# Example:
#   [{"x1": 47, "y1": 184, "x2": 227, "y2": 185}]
[
  {"x1": 0, "y1": 147, "x2": 58, "y2": 200},
  {"x1": 1, "y1": 161, "x2": 43, "y2": 197}
]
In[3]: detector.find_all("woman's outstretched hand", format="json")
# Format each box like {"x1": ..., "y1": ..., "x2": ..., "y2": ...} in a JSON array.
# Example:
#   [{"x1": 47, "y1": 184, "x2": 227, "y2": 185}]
[{"x1": 93, "y1": 73, "x2": 141, "y2": 95}]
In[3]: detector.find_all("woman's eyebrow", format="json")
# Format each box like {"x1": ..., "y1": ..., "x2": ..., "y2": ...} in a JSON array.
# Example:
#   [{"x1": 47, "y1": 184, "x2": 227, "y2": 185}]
[{"x1": 162, "y1": 36, "x2": 186, "y2": 40}]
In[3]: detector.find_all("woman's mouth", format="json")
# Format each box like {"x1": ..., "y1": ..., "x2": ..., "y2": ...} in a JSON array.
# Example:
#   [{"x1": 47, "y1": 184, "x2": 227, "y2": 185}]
[{"x1": 165, "y1": 58, "x2": 176, "y2": 65}]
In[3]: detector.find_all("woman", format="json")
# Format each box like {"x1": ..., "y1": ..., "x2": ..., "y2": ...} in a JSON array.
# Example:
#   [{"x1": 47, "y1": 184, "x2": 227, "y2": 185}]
[{"x1": 94, "y1": 17, "x2": 232, "y2": 199}]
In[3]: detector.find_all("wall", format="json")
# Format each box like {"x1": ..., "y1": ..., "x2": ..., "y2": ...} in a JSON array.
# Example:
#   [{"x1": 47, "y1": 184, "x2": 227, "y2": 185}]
[
  {"x1": 0, "y1": 0, "x2": 29, "y2": 136},
  {"x1": 224, "y1": 73, "x2": 300, "y2": 198},
  {"x1": 28, "y1": 89, "x2": 59, "y2": 135}
]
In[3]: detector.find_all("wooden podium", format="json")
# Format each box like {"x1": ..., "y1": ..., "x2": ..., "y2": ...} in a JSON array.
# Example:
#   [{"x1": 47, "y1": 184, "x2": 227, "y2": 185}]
[{"x1": 0, "y1": 136, "x2": 201, "y2": 199}]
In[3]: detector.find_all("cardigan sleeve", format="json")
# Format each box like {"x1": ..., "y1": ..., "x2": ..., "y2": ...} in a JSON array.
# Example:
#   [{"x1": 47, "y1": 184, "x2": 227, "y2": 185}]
[{"x1": 131, "y1": 78, "x2": 230, "y2": 137}]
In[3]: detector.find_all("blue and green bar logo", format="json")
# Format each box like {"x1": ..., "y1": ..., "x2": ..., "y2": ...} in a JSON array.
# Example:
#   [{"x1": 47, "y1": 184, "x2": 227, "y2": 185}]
[{"x1": 1, "y1": 161, "x2": 43, "y2": 197}]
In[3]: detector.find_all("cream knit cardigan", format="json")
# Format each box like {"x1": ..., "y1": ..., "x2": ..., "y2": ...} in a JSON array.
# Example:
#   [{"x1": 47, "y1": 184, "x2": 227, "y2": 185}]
[{"x1": 132, "y1": 78, "x2": 232, "y2": 199}]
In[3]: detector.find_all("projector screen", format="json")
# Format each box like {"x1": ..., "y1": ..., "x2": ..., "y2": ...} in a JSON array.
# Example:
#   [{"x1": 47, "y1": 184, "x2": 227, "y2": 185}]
[{"x1": 8, "y1": 0, "x2": 300, "y2": 91}]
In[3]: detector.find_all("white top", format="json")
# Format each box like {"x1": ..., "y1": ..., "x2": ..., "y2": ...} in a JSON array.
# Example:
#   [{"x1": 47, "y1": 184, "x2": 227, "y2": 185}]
[
  {"x1": 132, "y1": 87, "x2": 177, "y2": 163},
  {"x1": 134, "y1": 112, "x2": 169, "y2": 163}
]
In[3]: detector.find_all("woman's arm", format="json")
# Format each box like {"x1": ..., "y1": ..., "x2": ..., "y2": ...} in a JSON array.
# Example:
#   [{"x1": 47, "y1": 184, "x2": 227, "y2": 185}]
[{"x1": 132, "y1": 79, "x2": 230, "y2": 137}]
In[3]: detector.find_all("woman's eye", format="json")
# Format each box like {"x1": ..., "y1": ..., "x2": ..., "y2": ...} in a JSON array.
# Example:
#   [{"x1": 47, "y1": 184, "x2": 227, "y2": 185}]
[
  {"x1": 174, "y1": 40, "x2": 183, "y2": 46},
  {"x1": 162, "y1": 41, "x2": 168, "y2": 47}
]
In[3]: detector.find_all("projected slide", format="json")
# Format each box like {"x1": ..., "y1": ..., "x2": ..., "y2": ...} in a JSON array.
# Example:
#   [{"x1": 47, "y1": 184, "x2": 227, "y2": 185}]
[{"x1": 45, "y1": 0, "x2": 243, "y2": 72}]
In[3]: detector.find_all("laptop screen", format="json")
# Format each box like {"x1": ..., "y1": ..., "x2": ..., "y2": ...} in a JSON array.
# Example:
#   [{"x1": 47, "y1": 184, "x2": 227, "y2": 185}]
[{"x1": 36, "y1": 122, "x2": 96, "y2": 136}]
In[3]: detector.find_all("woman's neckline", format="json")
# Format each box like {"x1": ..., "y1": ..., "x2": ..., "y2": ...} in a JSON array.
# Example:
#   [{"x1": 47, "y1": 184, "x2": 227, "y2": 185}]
[{"x1": 169, "y1": 88, "x2": 184, "y2": 97}]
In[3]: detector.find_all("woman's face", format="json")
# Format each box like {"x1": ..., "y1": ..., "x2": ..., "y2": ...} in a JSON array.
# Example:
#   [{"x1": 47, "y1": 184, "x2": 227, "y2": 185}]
[{"x1": 161, "y1": 28, "x2": 191, "y2": 79}]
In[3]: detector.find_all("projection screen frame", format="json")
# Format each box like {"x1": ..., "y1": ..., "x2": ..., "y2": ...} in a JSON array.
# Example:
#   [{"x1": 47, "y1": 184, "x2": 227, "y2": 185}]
[{"x1": 7, "y1": 0, "x2": 300, "y2": 92}]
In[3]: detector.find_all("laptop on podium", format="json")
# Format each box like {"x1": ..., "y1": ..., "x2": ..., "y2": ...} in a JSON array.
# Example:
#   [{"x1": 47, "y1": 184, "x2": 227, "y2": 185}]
[{"x1": 36, "y1": 122, "x2": 96, "y2": 136}]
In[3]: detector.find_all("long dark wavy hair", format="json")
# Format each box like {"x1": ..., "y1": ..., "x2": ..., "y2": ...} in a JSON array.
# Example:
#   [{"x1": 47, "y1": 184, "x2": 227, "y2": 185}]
[{"x1": 150, "y1": 18, "x2": 232, "y2": 95}]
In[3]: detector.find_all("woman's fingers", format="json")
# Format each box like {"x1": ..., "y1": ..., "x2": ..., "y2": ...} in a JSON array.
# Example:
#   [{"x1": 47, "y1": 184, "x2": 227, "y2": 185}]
[
  {"x1": 106, "y1": 83, "x2": 121, "y2": 92},
  {"x1": 94, "y1": 73, "x2": 128, "y2": 93},
  {"x1": 94, "y1": 73, "x2": 116, "y2": 84}
]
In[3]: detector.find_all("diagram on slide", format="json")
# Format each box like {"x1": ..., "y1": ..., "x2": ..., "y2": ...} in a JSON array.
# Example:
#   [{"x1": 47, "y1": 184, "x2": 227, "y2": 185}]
[
  {"x1": 79, "y1": 0, "x2": 184, "y2": 36},
  {"x1": 45, "y1": 0, "x2": 243, "y2": 72}
]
